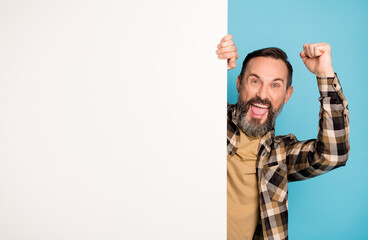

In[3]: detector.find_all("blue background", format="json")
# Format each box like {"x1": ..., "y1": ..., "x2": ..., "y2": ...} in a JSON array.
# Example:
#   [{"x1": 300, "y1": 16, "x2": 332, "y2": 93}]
[{"x1": 228, "y1": 0, "x2": 368, "y2": 239}]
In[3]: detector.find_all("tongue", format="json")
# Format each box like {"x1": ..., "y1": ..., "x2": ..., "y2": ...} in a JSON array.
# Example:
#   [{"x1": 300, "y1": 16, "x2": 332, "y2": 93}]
[{"x1": 251, "y1": 105, "x2": 268, "y2": 116}]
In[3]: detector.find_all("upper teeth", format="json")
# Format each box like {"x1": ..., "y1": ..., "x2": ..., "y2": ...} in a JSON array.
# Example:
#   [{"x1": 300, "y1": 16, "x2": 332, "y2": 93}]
[{"x1": 253, "y1": 103, "x2": 269, "y2": 109}]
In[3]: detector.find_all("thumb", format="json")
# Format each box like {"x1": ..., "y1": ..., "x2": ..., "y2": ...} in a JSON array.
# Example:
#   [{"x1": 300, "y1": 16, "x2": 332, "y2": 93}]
[{"x1": 300, "y1": 50, "x2": 308, "y2": 62}]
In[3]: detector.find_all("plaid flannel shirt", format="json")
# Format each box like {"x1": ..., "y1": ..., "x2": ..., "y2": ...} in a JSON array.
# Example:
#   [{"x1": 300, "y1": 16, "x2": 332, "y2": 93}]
[{"x1": 227, "y1": 74, "x2": 350, "y2": 240}]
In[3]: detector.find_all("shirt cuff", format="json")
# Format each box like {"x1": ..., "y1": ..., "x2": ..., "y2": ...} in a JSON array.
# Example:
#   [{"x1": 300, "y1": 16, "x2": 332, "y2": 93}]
[{"x1": 316, "y1": 73, "x2": 341, "y2": 97}]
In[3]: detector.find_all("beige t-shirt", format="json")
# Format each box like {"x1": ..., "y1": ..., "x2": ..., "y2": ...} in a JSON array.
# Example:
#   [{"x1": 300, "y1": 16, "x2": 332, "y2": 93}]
[{"x1": 227, "y1": 130, "x2": 261, "y2": 240}]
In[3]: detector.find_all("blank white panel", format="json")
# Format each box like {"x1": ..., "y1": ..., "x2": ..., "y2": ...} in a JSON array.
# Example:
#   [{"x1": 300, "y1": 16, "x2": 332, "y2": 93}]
[{"x1": 0, "y1": 1, "x2": 227, "y2": 239}]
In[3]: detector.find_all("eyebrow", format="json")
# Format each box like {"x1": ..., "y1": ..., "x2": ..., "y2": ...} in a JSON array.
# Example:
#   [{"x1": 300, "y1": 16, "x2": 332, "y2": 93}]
[{"x1": 248, "y1": 73, "x2": 285, "y2": 83}]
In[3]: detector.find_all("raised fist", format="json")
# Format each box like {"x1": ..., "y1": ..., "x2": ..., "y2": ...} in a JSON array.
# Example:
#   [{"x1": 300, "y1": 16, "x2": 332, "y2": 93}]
[{"x1": 300, "y1": 43, "x2": 335, "y2": 77}]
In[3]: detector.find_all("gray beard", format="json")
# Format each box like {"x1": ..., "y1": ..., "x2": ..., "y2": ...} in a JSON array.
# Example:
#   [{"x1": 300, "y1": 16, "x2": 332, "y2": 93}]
[{"x1": 235, "y1": 94, "x2": 284, "y2": 137}]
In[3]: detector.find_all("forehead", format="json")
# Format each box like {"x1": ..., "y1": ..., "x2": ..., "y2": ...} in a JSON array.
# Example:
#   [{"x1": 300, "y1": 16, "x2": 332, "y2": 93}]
[{"x1": 245, "y1": 57, "x2": 288, "y2": 81}]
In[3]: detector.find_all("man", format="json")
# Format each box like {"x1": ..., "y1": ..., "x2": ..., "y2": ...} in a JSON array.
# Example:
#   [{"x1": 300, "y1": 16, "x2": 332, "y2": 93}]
[{"x1": 216, "y1": 34, "x2": 350, "y2": 240}]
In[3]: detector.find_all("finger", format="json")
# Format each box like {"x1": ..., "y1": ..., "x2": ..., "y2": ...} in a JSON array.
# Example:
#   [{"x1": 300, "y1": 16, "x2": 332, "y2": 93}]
[
  {"x1": 313, "y1": 45, "x2": 323, "y2": 57},
  {"x1": 219, "y1": 40, "x2": 235, "y2": 49},
  {"x1": 313, "y1": 42, "x2": 330, "y2": 51},
  {"x1": 309, "y1": 44, "x2": 318, "y2": 58},
  {"x1": 217, "y1": 45, "x2": 237, "y2": 54},
  {"x1": 219, "y1": 52, "x2": 237, "y2": 59},
  {"x1": 222, "y1": 34, "x2": 233, "y2": 42},
  {"x1": 227, "y1": 58, "x2": 236, "y2": 70},
  {"x1": 299, "y1": 50, "x2": 307, "y2": 59},
  {"x1": 303, "y1": 42, "x2": 331, "y2": 58},
  {"x1": 307, "y1": 44, "x2": 314, "y2": 57},
  {"x1": 228, "y1": 58, "x2": 237, "y2": 67},
  {"x1": 316, "y1": 43, "x2": 331, "y2": 55},
  {"x1": 218, "y1": 35, "x2": 233, "y2": 49},
  {"x1": 303, "y1": 44, "x2": 311, "y2": 58},
  {"x1": 309, "y1": 44, "x2": 321, "y2": 58},
  {"x1": 234, "y1": 52, "x2": 239, "y2": 60},
  {"x1": 217, "y1": 41, "x2": 234, "y2": 49},
  {"x1": 227, "y1": 61, "x2": 236, "y2": 70}
]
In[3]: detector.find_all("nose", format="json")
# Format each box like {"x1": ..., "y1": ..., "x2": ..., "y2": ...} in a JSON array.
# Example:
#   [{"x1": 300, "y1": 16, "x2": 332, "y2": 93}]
[{"x1": 256, "y1": 85, "x2": 268, "y2": 100}]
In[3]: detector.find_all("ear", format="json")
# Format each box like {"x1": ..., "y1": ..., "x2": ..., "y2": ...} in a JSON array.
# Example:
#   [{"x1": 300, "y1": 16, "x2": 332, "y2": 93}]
[
  {"x1": 236, "y1": 76, "x2": 241, "y2": 93},
  {"x1": 283, "y1": 86, "x2": 293, "y2": 104}
]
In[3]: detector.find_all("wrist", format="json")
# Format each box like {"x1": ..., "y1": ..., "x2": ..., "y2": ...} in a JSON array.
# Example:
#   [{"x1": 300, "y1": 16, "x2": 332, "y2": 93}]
[{"x1": 316, "y1": 69, "x2": 335, "y2": 78}]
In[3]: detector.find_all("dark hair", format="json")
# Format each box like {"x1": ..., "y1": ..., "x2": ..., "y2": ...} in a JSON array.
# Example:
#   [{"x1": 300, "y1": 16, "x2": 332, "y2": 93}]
[{"x1": 239, "y1": 47, "x2": 293, "y2": 89}]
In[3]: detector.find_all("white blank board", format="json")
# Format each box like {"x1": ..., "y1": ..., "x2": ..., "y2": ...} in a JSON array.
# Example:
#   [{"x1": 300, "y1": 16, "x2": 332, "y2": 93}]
[{"x1": 0, "y1": 0, "x2": 227, "y2": 239}]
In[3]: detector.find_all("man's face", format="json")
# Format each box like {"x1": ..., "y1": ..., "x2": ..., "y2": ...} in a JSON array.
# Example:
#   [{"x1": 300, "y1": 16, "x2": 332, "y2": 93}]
[{"x1": 236, "y1": 57, "x2": 293, "y2": 137}]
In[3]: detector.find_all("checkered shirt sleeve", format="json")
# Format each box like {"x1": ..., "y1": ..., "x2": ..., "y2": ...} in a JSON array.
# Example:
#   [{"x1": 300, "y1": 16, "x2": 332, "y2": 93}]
[{"x1": 286, "y1": 74, "x2": 350, "y2": 181}]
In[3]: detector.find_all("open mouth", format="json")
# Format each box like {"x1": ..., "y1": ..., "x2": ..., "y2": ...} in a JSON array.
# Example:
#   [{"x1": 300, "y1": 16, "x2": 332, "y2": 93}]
[{"x1": 250, "y1": 102, "x2": 269, "y2": 119}]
